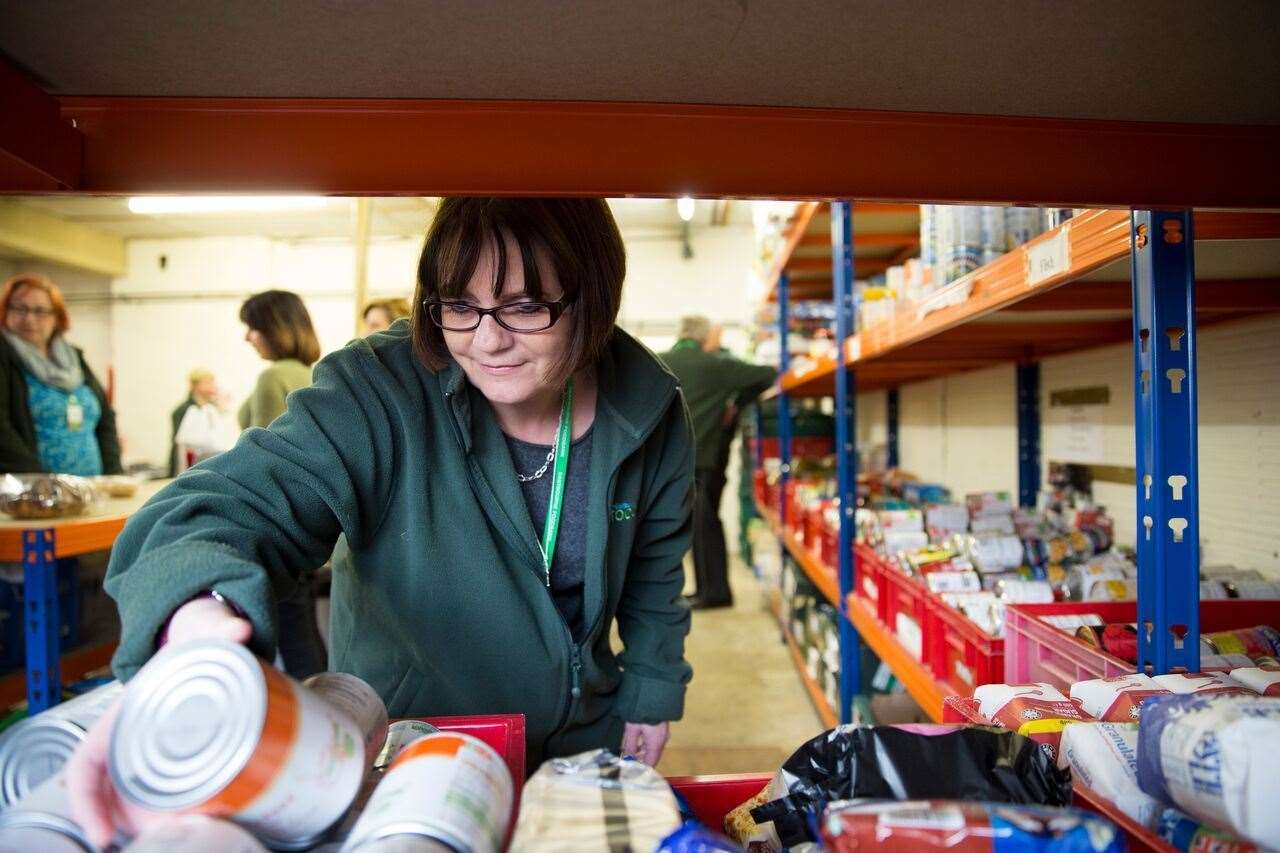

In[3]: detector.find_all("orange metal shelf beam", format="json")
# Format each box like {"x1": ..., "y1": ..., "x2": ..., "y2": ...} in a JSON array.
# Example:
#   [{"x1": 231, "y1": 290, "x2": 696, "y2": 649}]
[
  {"x1": 0, "y1": 641, "x2": 116, "y2": 708},
  {"x1": 847, "y1": 595, "x2": 949, "y2": 722}
]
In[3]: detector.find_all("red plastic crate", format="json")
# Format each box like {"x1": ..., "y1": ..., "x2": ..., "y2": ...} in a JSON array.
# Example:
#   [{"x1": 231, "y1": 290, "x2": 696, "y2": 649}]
[
  {"x1": 926, "y1": 594, "x2": 1005, "y2": 695},
  {"x1": 1005, "y1": 599, "x2": 1280, "y2": 692},
  {"x1": 668, "y1": 773, "x2": 771, "y2": 829},
  {"x1": 853, "y1": 545, "x2": 885, "y2": 617},
  {"x1": 941, "y1": 698, "x2": 1170, "y2": 853},
  {"x1": 878, "y1": 563, "x2": 930, "y2": 663}
]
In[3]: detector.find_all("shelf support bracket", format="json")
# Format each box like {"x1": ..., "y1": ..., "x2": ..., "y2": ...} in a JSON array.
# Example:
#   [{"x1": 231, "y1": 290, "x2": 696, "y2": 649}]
[
  {"x1": 832, "y1": 201, "x2": 861, "y2": 724},
  {"x1": 1131, "y1": 210, "x2": 1200, "y2": 675},
  {"x1": 777, "y1": 272, "x2": 792, "y2": 532},
  {"x1": 1016, "y1": 362, "x2": 1041, "y2": 509}
]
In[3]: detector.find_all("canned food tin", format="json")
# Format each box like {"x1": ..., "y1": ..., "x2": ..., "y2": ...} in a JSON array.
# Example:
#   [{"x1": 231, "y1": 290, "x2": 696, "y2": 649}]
[
  {"x1": 0, "y1": 772, "x2": 95, "y2": 852},
  {"x1": 1203, "y1": 626, "x2": 1280, "y2": 659},
  {"x1": 995, "y1": 579, "x2": 1055, "y2": 604},
  {"x1": 304, "y1": 673, "x2": 389, "y2": 766},
  {"x1": 374, "y1": 720, "x2": 440, "y2": 770},
  {"x1": 108, "y1": 640, "x2": 365, "y2": 850},
  {"x1": 348, "y1": 835, "x2": 455, "y2": 852},
  {"x1": 341, "y1": 732, "x2": 514, "y2": 853},
  {"x1": 122, "y1": 815, "x2": 267, "y2": 852},
  {"x1": 0, "y1": 681, "x2": 123, "y2": 806}
]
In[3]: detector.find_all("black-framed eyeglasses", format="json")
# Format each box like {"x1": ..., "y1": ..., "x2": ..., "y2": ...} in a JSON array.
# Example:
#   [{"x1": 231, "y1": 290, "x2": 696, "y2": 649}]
[{"x1": 424, "y1": 298, "x2": 568, "y2": 333}]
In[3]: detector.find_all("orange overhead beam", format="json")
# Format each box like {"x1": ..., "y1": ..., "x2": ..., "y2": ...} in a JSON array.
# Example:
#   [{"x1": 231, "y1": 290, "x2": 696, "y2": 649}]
[
  {"x1": 1008, "y1": 278, "x2": 1280, "y2": 312},
  {"x1": 798, "y1": 232, "x2": 917, "y2": 248},
  {"x1": 34, "y1": 98, "x2": 1280, "y2": 207}
]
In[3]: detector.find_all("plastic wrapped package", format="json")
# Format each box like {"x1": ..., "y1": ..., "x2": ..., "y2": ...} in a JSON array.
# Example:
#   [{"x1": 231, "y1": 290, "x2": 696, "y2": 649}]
[
  {"x1": 1228, "y1": 666, "x2": 1280, "y2": 696},
  {"x1": 723, "y1": 724, "x2": 1072, "y2": 851},
  {"x1": 1057, "y1": 723, "x2": 1162, "y2": 828},
  {"x1": 510, "y1": 751, "x2": 680, "y2": 852},
  {"x1": 0, "y1": 473, "x2": 97, "y2": 519},
  {"x1": 1157, "y1": 807, "x2": 1260, "y2": 853},
  {"x1": 821, "y1": 800, "x2": 1123, "y2": 852},
  {"x1": 1150, "y1": 672, "x2": 1249, "y2": 697},
  {"x1": 1070, "y1": 674, "x2": 1172, "y2": 722},
  {"x1": 656, "y1": 821, "x2": 741, "y2": 853},
  {"x1": 1137, "y1": 694, "x2": 1280, "y2": 848},
  {"x1": 974, "y1": 683, "x2": 1094, "y2": 761}
]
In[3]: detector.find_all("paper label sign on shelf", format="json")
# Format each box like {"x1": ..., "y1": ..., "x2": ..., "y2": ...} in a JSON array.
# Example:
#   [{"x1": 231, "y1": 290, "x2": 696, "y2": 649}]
[{"x1": 1026, "y1": 225, "x2": 1072, "y2": 286}]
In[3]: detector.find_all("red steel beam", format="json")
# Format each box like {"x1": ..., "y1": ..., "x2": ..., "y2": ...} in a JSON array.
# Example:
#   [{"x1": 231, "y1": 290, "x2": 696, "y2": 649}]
[
  {"x1": 0, "y1": 58, "x2": 82, "y2": 190},
  {"x1": 39, "y1": 97, "x2": 1280, "y2": 207}
]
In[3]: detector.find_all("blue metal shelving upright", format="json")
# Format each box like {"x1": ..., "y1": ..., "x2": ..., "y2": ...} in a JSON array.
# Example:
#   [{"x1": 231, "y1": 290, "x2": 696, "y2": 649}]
[
  {"x1": 1131, "y1": 210, "x2": 1201, "y2": 674},
  {"x1": 777, "y1": 272, "x2": 793, "y2": 535},
  {"x1": 886, "y1": 387, "x2": 900, "y2": 469},
  {"x1": 1016, "y1": 363, "x2": 1041, "y2": 509},
  {"x1": 831, "y1": 201, "x2": 861, "y2": 723}
]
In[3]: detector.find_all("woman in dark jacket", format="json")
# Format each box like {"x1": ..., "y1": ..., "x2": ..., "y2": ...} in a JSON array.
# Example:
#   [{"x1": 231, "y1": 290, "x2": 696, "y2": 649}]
[{"x1": 0, "y1": 273, "x2": 122, "y2": 476}]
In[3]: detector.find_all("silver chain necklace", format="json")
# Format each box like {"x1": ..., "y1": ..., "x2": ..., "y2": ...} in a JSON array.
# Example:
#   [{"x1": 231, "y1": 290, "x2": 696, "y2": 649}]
[{"x1": 517, "y1": 448, "x2": 556, "y2": 483}]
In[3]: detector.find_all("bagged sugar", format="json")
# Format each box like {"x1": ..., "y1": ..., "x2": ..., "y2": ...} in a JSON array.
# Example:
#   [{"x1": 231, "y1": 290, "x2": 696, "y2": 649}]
[
  {"x1": 1071, "y1": 674, "x2": 1171, "y2": 723},
  {"x1": 1151, "y1": 672, "x2": 1249, "y2": 696},
  {"x1": 1197, "y1": 654, "x2": 1255, "y2": 672},
  {"x1": 974, "y1": 683, "x2": 1093, "y2": 760},
  {"x1": 1058, "y1": 723, "x2": 1161, "y2": 829},
  {"x1": 1137, "y1": 693, "x2": 1280, "y2": 848},
  {"x1": 1228, "y1": 666, "x2": 1280, "y2": 697}
]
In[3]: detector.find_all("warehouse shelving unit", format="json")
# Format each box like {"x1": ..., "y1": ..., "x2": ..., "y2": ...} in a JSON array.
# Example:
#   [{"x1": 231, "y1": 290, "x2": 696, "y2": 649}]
[
  {"x1": 0, "y1": 481, "x2": 165, "y2": 713},
  {"x1": 755, "y1": 202, "x2": 1280, "y2": 721}
]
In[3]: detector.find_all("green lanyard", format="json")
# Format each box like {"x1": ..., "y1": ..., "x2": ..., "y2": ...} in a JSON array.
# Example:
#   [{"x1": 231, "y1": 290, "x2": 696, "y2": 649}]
[{"x1": 539, "y1": 379, "x2": 574, "y2": 587}]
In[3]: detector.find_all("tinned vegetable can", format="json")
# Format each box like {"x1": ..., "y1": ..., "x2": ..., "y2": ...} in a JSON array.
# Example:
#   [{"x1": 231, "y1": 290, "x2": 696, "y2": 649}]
[
  {"x1": 0, "y1": 771, "x2": 96, "y2": 852},
  {"x1": 341, "y1": 732, "x2": 513, "y2": 853},
  {"x1": 303, "y1": 672, "x2": 389, "y2": 766},
  {"x1": 108, "y1": 641, "x2": 365, "y2": 850},
  {"x1": 0, "y1": 681, "x2": 123, "y2": 806},
  {"x1": 122, "y1": 815, "x2": 268, "y2": 852}
]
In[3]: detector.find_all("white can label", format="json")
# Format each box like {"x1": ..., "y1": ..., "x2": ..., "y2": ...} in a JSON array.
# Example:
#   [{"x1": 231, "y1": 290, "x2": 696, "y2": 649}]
[
  {"x1": 343, "y1": 732, "x2": 513, "y2": 853},
  {"x1": 234, "y1": 680, "x2": 366, "y2": 845}
]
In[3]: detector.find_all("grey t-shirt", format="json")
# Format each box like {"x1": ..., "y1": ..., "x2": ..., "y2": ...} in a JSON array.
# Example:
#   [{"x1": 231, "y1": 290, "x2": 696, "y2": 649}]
[{"x1": 504, "y1": 426, "x2": 593, "y2": 640}]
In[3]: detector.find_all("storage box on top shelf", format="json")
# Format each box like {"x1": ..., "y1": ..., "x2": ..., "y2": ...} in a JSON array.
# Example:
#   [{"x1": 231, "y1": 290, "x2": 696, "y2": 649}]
[{"x1": 1004, "y1": 599, "x2": 1280, "y2": 693}]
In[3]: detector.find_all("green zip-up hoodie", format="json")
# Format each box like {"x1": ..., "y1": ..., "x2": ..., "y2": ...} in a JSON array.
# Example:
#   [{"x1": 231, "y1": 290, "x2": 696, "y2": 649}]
[{"x1": 104, "y1": 322, "x2": 694, "y2": 769}]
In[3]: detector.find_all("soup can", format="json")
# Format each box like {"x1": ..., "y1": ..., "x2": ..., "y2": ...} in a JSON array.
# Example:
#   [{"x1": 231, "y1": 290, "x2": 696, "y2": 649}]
[
  {"x1": 0, "y1": 681, "x2": 123, "y2": 806},
  {"x1": 123, "y1": 815, "x2": 267, "y2": 852},
  {"x1": 341, "y1": 732, "x2": 513, "y2": 853},
  {"x1": 374, "y1": 720, "x2": 440, "y2": 770},
  {"x1": 0, "y1": 771, "x2": 96, "y2": 853},
  {"x1": 108, "y1": 640, "x2": 365, "y2": 850},
  {"x1": 303, "y1": 672, "x2": 389, "y2": 766}
]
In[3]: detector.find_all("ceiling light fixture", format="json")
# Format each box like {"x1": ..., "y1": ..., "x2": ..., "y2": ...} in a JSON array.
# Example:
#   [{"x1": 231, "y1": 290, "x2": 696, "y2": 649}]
[
  {"x1": 676, "y1": 196, "x2": 696, "y2": 222},
  {"x1": 127, "y1": 196, "x2": 331, "y2": 215}
]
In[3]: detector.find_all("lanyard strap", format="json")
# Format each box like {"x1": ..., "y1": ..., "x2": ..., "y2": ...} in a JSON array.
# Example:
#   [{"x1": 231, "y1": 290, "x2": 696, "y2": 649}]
[{"x1": 539, "y1": 378, "x2": 574, "y2": 587}]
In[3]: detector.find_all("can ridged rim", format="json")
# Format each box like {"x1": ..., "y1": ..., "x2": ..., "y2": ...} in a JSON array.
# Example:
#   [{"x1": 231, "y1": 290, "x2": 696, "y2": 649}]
[
  {"x1": 350, "y1": 825, "x2": 465, "y2": 852},
  {"x1": 109, "y1": 641, "x2": 267, "y2": 811},
  {"x1": 0, "y1": 809, "x2": 95, "y2": 852},
  {"x1": 0, "y1": 718, "x2": 84, "y2": 807}
]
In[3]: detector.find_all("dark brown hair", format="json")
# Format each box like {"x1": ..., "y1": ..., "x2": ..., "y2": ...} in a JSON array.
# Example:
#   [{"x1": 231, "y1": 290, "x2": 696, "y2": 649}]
[
  {"x1": 412, "y1": 198, "x2": 626, "y2": 381},
  {"x1": 239, "y1": 290, "x2": 321, "y2": 366}
]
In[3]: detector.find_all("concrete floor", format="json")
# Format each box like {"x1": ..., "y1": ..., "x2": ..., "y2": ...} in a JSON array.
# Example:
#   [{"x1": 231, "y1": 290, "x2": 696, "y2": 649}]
[{"x1": 655, "y1": 556, "x2": 824, "y2": 777}]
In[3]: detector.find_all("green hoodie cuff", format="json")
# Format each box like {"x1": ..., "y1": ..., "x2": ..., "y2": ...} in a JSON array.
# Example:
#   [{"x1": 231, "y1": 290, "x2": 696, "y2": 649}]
[
  {"x1": 105, "y1": 540, "x2": 280, "y2": 681},
  {"x1": 615, "y1": 672, "x2": 686, "y2": 724}
]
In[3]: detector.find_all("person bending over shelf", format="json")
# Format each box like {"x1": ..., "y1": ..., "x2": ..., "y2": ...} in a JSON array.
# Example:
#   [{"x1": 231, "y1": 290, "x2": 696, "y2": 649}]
[{"x1": 661, "y1": 316, "x2": 775, "y2": 609}]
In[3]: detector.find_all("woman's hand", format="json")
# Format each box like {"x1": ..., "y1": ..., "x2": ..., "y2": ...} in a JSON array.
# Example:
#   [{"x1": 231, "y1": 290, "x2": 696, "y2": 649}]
[
  {"x1": 166, "y1": 596, "x2": 252, "y2": 646},
  {"x1": 65, "y1": 699, "x2": 168, "y2": 848},
  {"x1": 621, "y1": 721, "x2": 670, "y2": 768}
]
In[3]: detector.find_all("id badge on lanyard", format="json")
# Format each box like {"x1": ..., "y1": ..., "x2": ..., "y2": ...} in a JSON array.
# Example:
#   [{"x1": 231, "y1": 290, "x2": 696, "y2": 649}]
[{"x1": 66, "y1": 396, "x2": 84, "y2": 430}]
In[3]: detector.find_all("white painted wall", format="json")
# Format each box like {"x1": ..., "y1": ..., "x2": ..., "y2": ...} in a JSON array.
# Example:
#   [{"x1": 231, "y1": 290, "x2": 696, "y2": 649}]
[
  {"x1": 85, "y1": 224, "x2": 758, "y2": 470},
  {"x1": 889, "y1": 315, "x2": 1280, "y2": 577}
]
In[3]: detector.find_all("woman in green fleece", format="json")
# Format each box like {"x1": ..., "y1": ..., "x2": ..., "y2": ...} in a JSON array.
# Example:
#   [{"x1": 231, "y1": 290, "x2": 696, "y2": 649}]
[{"x1": 69, "y1": 199, "x2": 695, "y2": 847}]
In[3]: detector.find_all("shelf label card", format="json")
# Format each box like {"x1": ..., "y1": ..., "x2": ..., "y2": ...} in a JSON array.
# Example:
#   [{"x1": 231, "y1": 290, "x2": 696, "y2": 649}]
[{"x1": 1027, "y1": 225, "x2": 1072, "y2": 286}]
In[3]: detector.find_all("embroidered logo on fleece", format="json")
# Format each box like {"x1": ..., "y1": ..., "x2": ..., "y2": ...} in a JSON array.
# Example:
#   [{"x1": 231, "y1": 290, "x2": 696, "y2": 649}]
[{"x1": 610, "y1": 502, "x2": 635, "y2": 522}]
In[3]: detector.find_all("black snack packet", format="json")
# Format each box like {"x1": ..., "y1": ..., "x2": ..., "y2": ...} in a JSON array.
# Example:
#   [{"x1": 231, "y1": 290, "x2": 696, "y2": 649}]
[{"x1": 750, "y1": 724, "x2": 1072, "y2": 847}]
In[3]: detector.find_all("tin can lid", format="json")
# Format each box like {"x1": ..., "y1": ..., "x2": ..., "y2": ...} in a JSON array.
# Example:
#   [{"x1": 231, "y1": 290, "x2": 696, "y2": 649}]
[
  {"x1": 0, "y1": 809, "x2": 95, "y2": 852},
  {"x1": 0, "y1": 717, "x2": 85, "y2": 807},
  {"x1": 109, "y1": 640, "x2": 267, "y2": 811}
]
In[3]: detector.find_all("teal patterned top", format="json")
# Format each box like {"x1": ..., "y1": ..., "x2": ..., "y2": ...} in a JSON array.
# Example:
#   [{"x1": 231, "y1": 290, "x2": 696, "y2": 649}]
[{"x1": 22, "y1": 371, "x2": 103, "y2": 476}]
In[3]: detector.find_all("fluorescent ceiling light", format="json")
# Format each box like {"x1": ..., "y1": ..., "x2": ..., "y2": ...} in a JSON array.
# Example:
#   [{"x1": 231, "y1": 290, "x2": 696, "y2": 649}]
[
  {"x1": 676, "y1": 196, "x2": 695, "y2": 222},
  {"x1": 127, "y1": 196, "x2": 331, "y2": 215}
]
